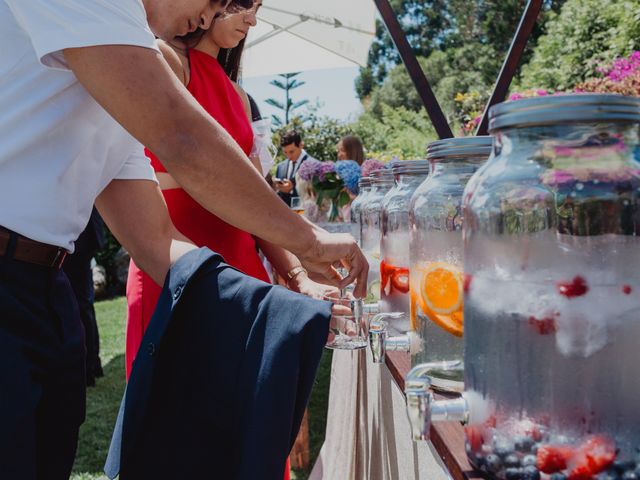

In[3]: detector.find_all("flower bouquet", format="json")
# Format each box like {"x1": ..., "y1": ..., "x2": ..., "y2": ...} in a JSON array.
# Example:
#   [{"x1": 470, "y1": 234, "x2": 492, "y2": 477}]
[{"x1": 298, "y1": 159, "x2": 361, "y2": 222}]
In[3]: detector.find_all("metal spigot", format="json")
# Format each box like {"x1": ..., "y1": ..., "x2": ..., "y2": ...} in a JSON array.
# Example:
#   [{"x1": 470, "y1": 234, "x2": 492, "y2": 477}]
[
  {"x1": 368, "y1": 313, "x2": 420, "y2": 363},
  {"x1": 405, "y1": 364, "x2": 470, "y2": 441}
]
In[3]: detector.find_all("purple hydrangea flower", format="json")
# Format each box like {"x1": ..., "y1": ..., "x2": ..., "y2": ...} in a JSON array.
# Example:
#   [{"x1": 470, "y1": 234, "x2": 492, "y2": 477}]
[
  {"x1": 317, "y1": 161, "x2": 336, "y2": 181},
  {"x1": 335, "y1": 160, "x2": 361, "y2": 194},
  {"x1": 297, "y1": 158, "x2": 322, "y2": 181},
  {"x1": 361, "y1": 158, "x2": 384, "y2": 178}
]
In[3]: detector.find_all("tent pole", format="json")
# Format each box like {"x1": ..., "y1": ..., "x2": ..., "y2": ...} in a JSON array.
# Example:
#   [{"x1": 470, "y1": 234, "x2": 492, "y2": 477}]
[
  {"x1": 475, "y1": 0, "x2": 543, "y2": 136},
  {"x1": 373, "y1": 0, "x2": 453, "y2": 139}
]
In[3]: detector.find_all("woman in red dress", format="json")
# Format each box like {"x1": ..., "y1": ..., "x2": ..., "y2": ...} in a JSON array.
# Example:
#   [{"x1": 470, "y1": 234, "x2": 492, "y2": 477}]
[{"x1": 125, "y1": 4, "x2": 335, "y2": 476}]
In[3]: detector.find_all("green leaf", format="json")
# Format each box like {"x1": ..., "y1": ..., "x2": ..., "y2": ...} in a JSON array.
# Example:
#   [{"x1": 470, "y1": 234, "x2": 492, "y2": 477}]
[{"x1": 338, "y1": 190, "x2": 351, "y2": 208}]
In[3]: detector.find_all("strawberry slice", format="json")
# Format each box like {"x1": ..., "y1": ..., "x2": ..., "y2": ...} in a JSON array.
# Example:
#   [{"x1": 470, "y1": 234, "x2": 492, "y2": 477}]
[
  {"x1": 568, "y1": 435, "x2": 616, "y2": 479},
  {"x1": 537, "y1": 444, "x2": 576, "y2": 473},
  {"x1": 391, "y1": 268, "x2": 410, "y2": 294}
]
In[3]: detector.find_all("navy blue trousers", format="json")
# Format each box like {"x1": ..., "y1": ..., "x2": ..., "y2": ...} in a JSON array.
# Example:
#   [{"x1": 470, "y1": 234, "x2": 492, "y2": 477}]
[{"x1": 0, "y1": 233, "x2": 86, "y2": 479}]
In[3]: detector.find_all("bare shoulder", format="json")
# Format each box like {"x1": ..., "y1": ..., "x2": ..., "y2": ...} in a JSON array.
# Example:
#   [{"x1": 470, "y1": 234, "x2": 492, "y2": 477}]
[
  {"x1": 157, "y1": 40, "x2": 189, "y2": 86},
  {"x1": 231, "y1": 81, "x2": 252, "y2": 120}
]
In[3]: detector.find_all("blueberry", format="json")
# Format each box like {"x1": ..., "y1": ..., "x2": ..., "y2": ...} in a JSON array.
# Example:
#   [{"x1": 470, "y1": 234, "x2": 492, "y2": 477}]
[
  {"x1": 495, "y1": 442, "x2": 515, "y2": 458},
  {"x1": 522, "y1": 465, "x2": 540, "y2": 480},
  {"x1": 484, "y1": 454, "x2": 502, "y2": 474},
  {"x1": 515, "y1": 435, "x2": 535, "y2": 453},
  {"x1": 505, "y1": 467, "x2": 523, "y2": 480},
  {"x1": 622, "y1": 472, "x2": 639, "y2": 480},
  {"x1": 504, "y1": 454, "x2": 521, "y2": 469},
  {"x1": 599, "y1": 472, "x2": 621, "y2": 480},
  {"x1": 615, "y1": 461, "x2": 637, "y2": 474},
  {"x1": 550, "y1": 474, "x2": 567, "y2": 480},
  {"x1": 522, "y1": 455, "x2": 537, "y2": 467},
  {"x1": 531, "y1": 443, "x2": 539, "y2": 455},
  {"x1": 471, "y1": 452, "x2": 486, "y2": 469}
]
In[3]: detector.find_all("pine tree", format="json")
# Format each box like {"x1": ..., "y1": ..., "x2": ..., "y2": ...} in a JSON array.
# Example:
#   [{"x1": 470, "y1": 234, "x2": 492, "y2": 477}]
[{"x1": 265, "y1": 73, "x2": 310, "y2": 126}]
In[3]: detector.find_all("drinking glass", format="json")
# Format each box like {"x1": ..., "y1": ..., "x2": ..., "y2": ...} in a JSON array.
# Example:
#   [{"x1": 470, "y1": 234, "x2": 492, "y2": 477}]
[
  {"x1": 290, "y1": 196, "x2": 304, "y2": 215},
  {"x1": 325, "y1": 296, "x2": 369, "y2": 350}
]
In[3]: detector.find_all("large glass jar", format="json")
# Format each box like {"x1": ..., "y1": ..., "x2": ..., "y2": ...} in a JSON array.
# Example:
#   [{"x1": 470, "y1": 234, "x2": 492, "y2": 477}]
[
  {"x1": 463, "y1": 94, "x2": 640, "y2": 480},
  {"x1": 409, "y1": 137, "x2": 492, "y2": 392},
  {"x1": 380, "y1": 160, "x2": 430, "y2": 331},
  {"x1": 362, "y1": 169, "x2": 395, "y2": 301},
  {"x1": 350, "y1": 176, "x2": 372, "y2": 246}
]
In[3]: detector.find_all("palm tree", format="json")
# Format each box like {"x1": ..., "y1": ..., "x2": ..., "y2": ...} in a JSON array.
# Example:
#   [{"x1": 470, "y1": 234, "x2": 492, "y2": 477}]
[{"x1": 265, "y1": 72, "x2": 310, "y2": 126}]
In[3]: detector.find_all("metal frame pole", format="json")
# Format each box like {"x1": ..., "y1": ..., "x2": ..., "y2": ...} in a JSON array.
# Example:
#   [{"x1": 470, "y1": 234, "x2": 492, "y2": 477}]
[{"x1": 475, "y1": 0, "x2": 544, "y2": 136}]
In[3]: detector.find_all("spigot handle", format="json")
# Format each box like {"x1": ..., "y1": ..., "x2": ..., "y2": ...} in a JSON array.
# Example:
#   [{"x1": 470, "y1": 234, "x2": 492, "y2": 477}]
[{"x1": 405, "y1": 363, "x2": 470, "y2": 441}]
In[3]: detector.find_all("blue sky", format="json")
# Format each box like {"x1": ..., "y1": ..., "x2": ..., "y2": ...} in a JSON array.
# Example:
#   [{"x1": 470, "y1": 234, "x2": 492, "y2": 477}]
[{"x1": 242, "y1": 66, "x2": 364, "y2": 123}]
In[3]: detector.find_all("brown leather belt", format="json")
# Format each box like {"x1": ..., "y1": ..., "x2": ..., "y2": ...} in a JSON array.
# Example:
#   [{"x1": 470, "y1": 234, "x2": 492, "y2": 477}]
[{"x1": 0, "y1": 228, "x2": 67, "y2": 269}]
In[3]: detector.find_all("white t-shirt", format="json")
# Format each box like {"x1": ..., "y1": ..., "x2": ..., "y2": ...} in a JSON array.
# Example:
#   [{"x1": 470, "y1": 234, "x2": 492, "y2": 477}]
[{"x1": 0, "y1": 0, "x2": 160, "y2": 252}]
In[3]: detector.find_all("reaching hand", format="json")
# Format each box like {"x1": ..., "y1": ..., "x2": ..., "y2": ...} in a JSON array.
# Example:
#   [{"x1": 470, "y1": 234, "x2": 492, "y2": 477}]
[
  {"x1": 288, "y1": 273, "x2": 341, "y2": 300},
  {"x1": 296, "y1": 228, "x2": 368, "y2": 298}
]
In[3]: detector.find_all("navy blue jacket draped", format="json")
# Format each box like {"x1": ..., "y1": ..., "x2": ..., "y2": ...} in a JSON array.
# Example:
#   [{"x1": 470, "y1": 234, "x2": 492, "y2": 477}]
[{"x1": 105, "y1": 248, "x2": 331, "y2": 479}]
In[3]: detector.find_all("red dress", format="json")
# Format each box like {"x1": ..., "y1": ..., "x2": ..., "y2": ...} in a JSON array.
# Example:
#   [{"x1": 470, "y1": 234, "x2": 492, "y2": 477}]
[{"x1": 126, "y1": 50, "x2": 272, "y2": 368}]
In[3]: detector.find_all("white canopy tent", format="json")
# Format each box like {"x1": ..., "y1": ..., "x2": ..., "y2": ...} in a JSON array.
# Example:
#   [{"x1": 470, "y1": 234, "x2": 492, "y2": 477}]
[{"x1": 241, "y1": 0, "x2": 377, "y2": 78}]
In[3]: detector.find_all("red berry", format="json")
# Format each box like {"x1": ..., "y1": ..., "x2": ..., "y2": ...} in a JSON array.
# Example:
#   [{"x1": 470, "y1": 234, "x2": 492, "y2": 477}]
[
  {"x1": 464, "y1": 425, "x2": 485, "y2": 453},
  {"x1": 537, "y1": 444, "x2": 576, "y2": 473},
  {"x1": 570, "y1": 435, "x2": 616, "y2": 478},
  {"x1": 464, "y1": 274, "x2": 473, "y2": 294},
  {"x1": 529, "y1": 315, "x2": 557, "y2": 335},
  {"x1": 557, "y1": 276, "x2": 589, "y2": 298},
  {"x1": 484, "y1": 415, "x2": 497, "y2": 428},
  {"x1": 623, "y1": 285, "x2": 632, "y2": 295}
]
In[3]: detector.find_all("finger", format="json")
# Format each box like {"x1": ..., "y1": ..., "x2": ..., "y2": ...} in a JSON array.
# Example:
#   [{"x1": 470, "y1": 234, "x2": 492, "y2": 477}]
[
  {"x1": 343, "y1": 251, "x2": 368, "y2": 298},
  {"x1": 331, "y1": 304, "x2": 352, "y2": 316},
  {"x1": 323, "y1": 264, "x2": 342, "y2": 286},
  {"x1": 323, "y1": 286, "x2": 341, "y2": 300}
]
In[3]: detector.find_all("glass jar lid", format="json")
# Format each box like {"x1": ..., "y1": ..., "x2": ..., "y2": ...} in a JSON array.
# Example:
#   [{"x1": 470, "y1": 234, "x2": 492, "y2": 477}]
[
  {"x1": 391, "y1": 159, "x2": 430, "y2": 175},
  {"x1": 426, "y1": 136, "x2": 493, "y2": 161},
  {"x1": 358, "y1": 176, "x2": 371, "y2": 188},
  {"x1": 370, "y1": 168, "x2": 395, "y2": 185},
  {"x1": 489, "y1": 93, "x2": 640, "y2": 132}
]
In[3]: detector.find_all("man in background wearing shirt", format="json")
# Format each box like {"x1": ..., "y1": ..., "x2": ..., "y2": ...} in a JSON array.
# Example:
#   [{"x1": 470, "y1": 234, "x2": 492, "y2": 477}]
[{"x1": 0, "y1": 1, "x2": 368, "y2": 478}]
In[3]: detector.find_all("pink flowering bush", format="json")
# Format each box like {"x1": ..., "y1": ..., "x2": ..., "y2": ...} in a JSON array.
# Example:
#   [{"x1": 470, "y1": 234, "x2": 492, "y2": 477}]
[
  {"x1": 576, "y1": 51, "x2": 640, "y2": 97},
  {"x1": 360, "y1": 158, "x2": 384, "y2": 178}
]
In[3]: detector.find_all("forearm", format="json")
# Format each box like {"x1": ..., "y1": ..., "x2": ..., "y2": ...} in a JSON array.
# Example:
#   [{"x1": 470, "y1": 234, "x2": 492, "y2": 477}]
[
  {"x1": 95, "y1": 180, "x2": 197, "y2": 286},
  {"x1": 65, "y1": 45, "x2": 315, "y2": 256},
  {"x1": 256, "y1": 238, "x2": 301, "y2": 280}
]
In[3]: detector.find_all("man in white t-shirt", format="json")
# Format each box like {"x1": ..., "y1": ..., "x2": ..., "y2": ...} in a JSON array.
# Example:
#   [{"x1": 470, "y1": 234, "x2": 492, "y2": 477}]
[{"x1": 0, "y1": 0, "x2": 368, "y2": 477}]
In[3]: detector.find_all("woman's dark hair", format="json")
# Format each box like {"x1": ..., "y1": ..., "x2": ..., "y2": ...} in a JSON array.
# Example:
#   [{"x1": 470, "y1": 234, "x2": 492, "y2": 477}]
[
  {"x1": 217, "y1": 37, "x2": 246, "y2": 82},
  {"x1": 177, "y1": 0, "x2": 254, "y2": 81},
  {"x1": 340, "y1": 135, "x2": 365, "y2": 165}
]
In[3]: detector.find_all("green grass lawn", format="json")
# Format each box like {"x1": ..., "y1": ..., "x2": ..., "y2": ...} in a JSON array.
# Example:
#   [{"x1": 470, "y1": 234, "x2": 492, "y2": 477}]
[{"x1": 71, "y1": 296, "x2": 331, "y2": 480}]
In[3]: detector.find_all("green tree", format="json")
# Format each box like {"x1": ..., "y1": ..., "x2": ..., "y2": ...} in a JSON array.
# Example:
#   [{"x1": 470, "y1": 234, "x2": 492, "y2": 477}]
[
  {"x1": 265, "y1": 72, "x2": 310, "y2": 126},
  {"x1": 355, "y1": 0, "x2": 452, "y2": 98},
  {"x1": 519, "y1": 0, "x2": 640, "y2": 91}
]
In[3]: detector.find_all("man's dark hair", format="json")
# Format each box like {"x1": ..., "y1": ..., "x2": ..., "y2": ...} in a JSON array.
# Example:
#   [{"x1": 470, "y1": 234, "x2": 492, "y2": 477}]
[{"x1": 280, "y1": 130, "x2": 302, "y2": 148}]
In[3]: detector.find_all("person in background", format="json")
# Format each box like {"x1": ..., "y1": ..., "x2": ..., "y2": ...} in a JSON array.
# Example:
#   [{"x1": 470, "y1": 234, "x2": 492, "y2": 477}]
[
  {"x1": 337, "y1": 134, "x2": 365, "y2": 165},
  {"x1": 62, "y1": 208, "x2": 105, "y2": 387},
  {"x1": 274, "y1": 130, "x2": 318, "y2": 206}
]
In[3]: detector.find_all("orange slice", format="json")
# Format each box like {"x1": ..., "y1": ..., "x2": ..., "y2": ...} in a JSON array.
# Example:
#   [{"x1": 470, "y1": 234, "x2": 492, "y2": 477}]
[{"x1": 417, "y1": 262, "x2": 464, "y2": 337}]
